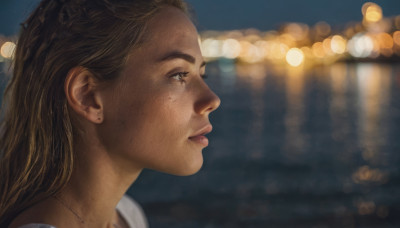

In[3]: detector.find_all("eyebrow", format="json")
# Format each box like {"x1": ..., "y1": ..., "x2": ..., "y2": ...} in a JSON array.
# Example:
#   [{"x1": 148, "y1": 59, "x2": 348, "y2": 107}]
[{"x1": 159, "y1": 51, "x2": 206, "y2": 67}]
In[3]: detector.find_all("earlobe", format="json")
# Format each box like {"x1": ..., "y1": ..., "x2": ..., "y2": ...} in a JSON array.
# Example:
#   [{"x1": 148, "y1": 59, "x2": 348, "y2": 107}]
[{"x1": 64, "y1": 67, "x2": 104, "y2": 124}]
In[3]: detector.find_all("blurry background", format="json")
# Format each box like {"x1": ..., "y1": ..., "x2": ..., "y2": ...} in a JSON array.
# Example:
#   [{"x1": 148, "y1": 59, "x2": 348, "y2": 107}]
[{"x1": 1, "y1": 0, "x2": 400, "y2": 227}]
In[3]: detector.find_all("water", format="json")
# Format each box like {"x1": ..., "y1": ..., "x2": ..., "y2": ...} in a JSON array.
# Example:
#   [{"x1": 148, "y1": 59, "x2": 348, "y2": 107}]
[{"x1": 128, "y1": 61, "x2": 400, "y2": 228}]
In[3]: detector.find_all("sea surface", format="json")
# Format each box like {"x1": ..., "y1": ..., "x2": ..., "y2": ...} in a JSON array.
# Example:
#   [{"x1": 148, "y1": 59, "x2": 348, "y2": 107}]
[{"x1": 128, "y1": 61, "x2": 400, "y2": 228}]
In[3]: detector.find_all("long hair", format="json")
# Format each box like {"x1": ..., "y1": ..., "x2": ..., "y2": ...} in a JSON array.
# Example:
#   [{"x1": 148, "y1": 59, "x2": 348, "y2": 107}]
[{"x1": 0, "y1": 0, "x2": 188, "y2": 226}]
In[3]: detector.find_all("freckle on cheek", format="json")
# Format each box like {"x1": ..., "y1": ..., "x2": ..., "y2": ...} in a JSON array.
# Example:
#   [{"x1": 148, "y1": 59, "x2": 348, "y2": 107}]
[{"x1": 168, "y1": 95, "x2": 177, "y2": 103}]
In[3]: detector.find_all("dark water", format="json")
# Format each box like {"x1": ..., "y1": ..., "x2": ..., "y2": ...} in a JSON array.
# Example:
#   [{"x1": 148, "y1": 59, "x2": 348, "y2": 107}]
[{"x1": 128, "y1": 61, "x2": 400, "y2": 228}]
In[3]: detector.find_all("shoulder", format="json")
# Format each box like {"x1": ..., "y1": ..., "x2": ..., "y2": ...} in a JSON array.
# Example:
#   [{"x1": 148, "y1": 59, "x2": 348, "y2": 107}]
[{"x1": 116, "y1": 195, "x2": 148, "y2": 228}]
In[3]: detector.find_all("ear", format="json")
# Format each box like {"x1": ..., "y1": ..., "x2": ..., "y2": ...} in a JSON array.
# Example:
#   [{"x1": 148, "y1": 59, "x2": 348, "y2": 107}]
[{"x1": 64, "y1": 67, "x2": 104, "y2": 124}]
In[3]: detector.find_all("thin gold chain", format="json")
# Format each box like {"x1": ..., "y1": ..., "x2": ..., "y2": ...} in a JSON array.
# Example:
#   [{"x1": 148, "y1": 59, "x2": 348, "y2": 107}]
[
  {"x1": 52, "y1": 195, "x2": 85, "y2": 224},
  {"x1": 52, "y1": 195, "x2": 125, "y2": 227}
]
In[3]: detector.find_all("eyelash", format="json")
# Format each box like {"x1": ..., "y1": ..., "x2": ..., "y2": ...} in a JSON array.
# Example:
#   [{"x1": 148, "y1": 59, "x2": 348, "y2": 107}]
[
  {"x1": 170, "y1": 72, "x2": 189, "y2": 82},
  {"x1": 170, "y1": 72, "x2": 208, "y2": 82}
]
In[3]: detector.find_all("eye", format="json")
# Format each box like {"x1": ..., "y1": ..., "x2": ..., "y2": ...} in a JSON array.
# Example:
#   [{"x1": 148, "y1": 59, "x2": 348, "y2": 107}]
[{"x1": 170, "y1": 71, "x2": 189, "y2": 82}]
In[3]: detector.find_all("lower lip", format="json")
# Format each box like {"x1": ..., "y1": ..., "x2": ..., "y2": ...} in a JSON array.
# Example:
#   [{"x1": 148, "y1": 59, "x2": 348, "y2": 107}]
[{"x1": 189, "y1": 135, "x2": 209, "y2": 147}]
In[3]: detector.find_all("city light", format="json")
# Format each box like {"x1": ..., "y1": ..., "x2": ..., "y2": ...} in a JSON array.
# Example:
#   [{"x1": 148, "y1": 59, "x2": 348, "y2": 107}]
[
  {"x1": 286, "y1": 48, "x2": 304, "y2": 67},
  {"x1": 201, "y1": 38, "x2": 222, "y2": 59},
  {"x1": 1, "y1": 41, "x2": 16, "y2": 59},
  {"x1": 393, "y1": 31, "x2": 400, "y2": 46},
  {"x1": 197, "y1": 2, "x2": 399, "y2": 67},
  {"x1": 312, "y1": 42, "x2": 325, "y2": 58},
  {"x1": 362, "y1": 2, "x2": 383, "y2": 23},
  {"x1": 222, "y1": 38, "x2": 241, "y2": 59},
  {"x1": 347, "y1": 33, "x2": 374, "y2": 58},
  {"x1": 330, "y1": 35, "x2": 347, "y2": 54}
]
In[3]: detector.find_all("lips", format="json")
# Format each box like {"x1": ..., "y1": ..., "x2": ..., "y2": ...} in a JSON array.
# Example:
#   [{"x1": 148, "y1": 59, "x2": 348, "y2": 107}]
[{"x1": 189, "y1": 124, "x2": 212, "y2": 147}]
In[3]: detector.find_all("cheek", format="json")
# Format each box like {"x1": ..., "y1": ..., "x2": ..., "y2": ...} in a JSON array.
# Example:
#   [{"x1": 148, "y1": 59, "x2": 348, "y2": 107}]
[
  {"x1": 101, "y1": 87, "x2": 202, "y2": 175},
  {"x1": 108, "y1": 90, "x2": 192, "y2": 150}
]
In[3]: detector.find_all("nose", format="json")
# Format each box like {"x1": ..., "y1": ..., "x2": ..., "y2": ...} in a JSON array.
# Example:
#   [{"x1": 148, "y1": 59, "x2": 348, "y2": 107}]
[{"x1": 194, "y1": 82, "x2": 221, "y2": 115}]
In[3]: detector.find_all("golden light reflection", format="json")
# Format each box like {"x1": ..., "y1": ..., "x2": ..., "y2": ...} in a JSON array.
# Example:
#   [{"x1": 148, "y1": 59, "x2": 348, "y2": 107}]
[
  {"x1": 283, "y1": 68, "x2": 306, "y2": 159},
  {"x1": 352, "y1": 166, "x2": 389, "y2": 184},
  {"x1": 329, "y1": 63, "x2": 349, "y2": 149},
  {"x1": 355, "y1": 200, "x2": 376, "y2": 215},
  {"x1": 1, "y1": 41, "x2": 16, "y2": 59},
  {"x1": 241, "y1": 65, "x2": 268, "y2": 160},
  {"x1": 285, "y1": 48, "x2": 304, "y2": 67},
  {"x1": 356, "y1": 64, "x2": 391, "y2": 165},
  {"x1": 235, "y1": 63, "x2": 268, "y2": 83}
]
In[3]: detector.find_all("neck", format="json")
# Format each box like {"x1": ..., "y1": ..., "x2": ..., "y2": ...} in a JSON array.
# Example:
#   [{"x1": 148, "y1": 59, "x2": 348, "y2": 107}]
[{"x1": 57, "y1": 136, "x2": 142, "y2": 227}]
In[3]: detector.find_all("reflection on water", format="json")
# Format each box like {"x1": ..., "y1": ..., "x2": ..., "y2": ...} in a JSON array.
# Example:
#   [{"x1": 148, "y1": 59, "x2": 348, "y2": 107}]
[
  {"x1": 236, "y1": 63, "x2": 268, "y2": 160},
  {"x1": 356, "y1": 64, "x2": 391, "y2": 166},
  {"x1": 129, "y1": 61, "x2": 400, "y2": 227},
  {"x1": 283, "y1": 67, "x2": 307, "y2": 160}
]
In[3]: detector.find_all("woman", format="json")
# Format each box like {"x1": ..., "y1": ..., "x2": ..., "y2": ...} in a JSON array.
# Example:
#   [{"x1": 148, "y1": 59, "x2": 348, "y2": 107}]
[{"x1": 0, "y1": 0, "x2": 220, "y2": 227}]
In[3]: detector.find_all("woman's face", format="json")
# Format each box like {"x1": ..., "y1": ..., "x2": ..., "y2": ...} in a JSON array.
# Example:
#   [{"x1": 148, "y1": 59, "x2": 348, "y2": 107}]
[{"x1": 98, "y1": 6, "x2": 220, "y2": 175}]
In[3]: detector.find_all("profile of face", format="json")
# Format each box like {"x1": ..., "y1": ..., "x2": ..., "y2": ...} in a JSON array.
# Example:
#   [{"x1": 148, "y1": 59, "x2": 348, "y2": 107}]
[{"x1": 97, "y1": 6, "x2": 220, "y2": 176}]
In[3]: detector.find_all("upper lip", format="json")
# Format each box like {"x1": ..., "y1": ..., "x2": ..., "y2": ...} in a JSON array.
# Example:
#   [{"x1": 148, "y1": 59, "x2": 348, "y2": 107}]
[{"x1": 189, "y1": 124, "x2": 213, "y2": 138}]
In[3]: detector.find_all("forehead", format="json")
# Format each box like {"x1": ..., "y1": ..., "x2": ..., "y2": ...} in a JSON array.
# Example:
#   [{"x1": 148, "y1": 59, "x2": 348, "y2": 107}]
[{"x1": 140, "y1": 6, "x2": 200, "y2": 57}]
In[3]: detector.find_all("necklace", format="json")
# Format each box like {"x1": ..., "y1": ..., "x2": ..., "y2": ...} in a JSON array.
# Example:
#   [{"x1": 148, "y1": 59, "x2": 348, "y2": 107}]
[
  {"x1": 52, "y1": 195, "x2": 124, "y2": 228},
  {"x1": 53, "y1": 195, "x2": 85, "y2": 224}
]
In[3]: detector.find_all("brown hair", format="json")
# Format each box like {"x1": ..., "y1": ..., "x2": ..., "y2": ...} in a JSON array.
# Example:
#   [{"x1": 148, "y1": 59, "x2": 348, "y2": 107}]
[{"x1": 0, "y1": 0, "x2": 188, "y2": 226}]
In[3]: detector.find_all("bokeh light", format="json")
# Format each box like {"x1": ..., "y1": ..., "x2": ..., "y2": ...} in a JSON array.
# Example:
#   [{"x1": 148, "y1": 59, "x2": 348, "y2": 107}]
[
  {"x1": 198, "y1": 2, "x2": 398, "y2": 67},
  {"x1": 393, "y1": 31, "x2": 400, "y2": 46},
  {"x1": 347, "y1": 33, "x2": 374, "y2": 58},
  {"x1": 0, "y1": 41, "x2": 16, "y2": 59},
  {"x1": 222, "y1": 38, "x2": 241, "y2": 59},
  {"x1": 201, "y1": 38, "x2": 222, "y2": 59},
  {"x1": 362, "y1": 2, "x2": 383, "y2": 23},
  {"x1": 286, "y1": 48, "x2": 304, "y2": 67},
  {"x1": 314, "y1": 21, "x2": 331, "y2": 38},
  {"x1": 330, "y1": 35, "x2": 347, "y2": 54},
  {"x1": 312, "y1": 42, "x2": 325, "y2": 58}
]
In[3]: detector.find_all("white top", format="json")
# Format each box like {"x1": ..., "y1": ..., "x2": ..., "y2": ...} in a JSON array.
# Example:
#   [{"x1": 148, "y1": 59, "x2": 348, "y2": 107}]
[{"x1": 18, "y1": 195, "x2": 148, "y2": 228}]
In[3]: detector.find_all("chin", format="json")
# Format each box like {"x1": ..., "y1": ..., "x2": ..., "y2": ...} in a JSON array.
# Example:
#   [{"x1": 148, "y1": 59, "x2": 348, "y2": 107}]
[
  {"x1": 163, "y1": 156, "x2": 204, "y2": 176},
  {"x1": 177, "y1": 164, "x2": 203, "y2": 176}
]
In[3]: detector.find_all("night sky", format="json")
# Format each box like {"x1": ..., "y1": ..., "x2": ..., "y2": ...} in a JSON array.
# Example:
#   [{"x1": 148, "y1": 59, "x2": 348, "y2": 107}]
[
  {"x1": 0, "y1": 0, "x2": 399, "y2": 35},
  {"x1": 185, "y1": 0, "x2": 400, "y2": 31}
]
